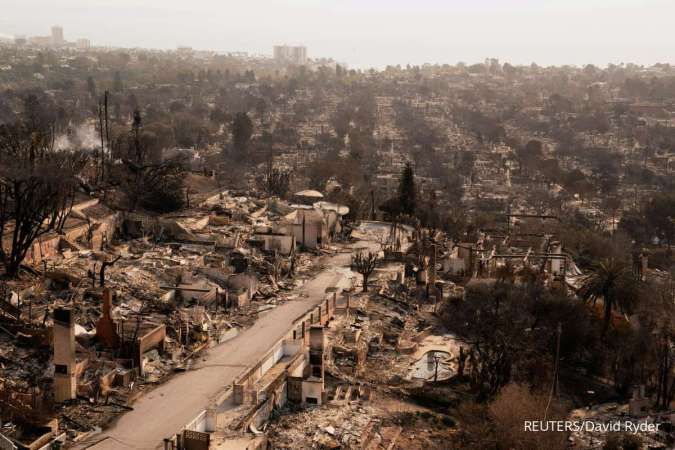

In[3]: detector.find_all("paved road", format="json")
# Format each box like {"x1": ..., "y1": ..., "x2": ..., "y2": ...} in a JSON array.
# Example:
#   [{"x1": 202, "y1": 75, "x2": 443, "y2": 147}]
[{"x1": 82, "y1": 251, "x2": 354, "y2": 449}]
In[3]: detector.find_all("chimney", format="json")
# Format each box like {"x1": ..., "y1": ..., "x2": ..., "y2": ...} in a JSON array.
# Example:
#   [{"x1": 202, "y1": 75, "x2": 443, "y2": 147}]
[
  {"x1": 550, "y1": 241, "x2": 562, "y2": 275},
  {"x1": 102, "y1": 288, "x2": 112, "y2": 320},
  {"x1": 53, "y1": 308, "x2": 76, "y2": 402},
  {"x1": 96, "y1": 288, "x2": 119, "y2": 348},
  {"x1": 309, "y1": 326, "x2": 325, "y2": 380},
  {"x1": 309, "y1": 325, "x2": 325, "y2": 352}
]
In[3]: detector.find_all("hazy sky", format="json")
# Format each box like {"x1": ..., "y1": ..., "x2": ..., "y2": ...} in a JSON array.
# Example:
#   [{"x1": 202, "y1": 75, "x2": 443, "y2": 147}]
[{"x1": 1, "y1": 0, "x2": 674, "y2": 69}]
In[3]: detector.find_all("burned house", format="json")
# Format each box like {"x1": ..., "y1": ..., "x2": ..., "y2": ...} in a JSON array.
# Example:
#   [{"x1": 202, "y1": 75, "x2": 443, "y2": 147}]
[
  {"x1": 250, "y1": 231, "x2": 295, "y2": 256},
  {"x1": 284, "y1": 208, "x2": 329, "y2": 250}
]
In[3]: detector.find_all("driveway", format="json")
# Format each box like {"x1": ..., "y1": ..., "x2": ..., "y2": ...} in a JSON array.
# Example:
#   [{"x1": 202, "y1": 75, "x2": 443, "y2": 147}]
[{"x1": 81, "y1": 250, "x2": 355, "y2": 449}]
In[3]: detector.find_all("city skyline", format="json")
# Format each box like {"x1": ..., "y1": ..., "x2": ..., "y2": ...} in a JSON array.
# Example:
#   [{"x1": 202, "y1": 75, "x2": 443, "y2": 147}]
[{"x1": 1, "y1": 0, "x2": 674, "y2": 69}]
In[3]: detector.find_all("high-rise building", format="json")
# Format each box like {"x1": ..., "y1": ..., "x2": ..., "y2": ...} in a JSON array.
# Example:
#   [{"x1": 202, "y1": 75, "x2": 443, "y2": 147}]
[
  {"x1": 29, "y1": 35, "x2": 52, "y2": 47},
  {"x1": 291, "y1": 46, "x2": 307, "y2": 65},
  {"x1": 51, "y1": 25, "x2": 64, "y2": 46},
  {"x1": 273, "y1": 45, "x2": 286, "y2": 61},
  {"x1": 76, "y1": 38, "x2": 91, "y2": 50},
  {"x1": 273, "y1": 45, "x2": 307, "y2": 65}
]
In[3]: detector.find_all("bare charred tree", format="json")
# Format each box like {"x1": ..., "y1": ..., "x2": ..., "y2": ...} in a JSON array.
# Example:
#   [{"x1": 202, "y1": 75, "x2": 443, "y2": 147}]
[
  {"x1": 0, "y1": 121, "x2": 84, "y2": 277},
  {"x1": 353, "y1": 250, "x2": 379, "y2": 292},
  {"x1": 96, "y1": 91, "x2": 112, "y2": 185},
  {"x1": 99, "y1": 254, "x2": 122, "y2": 287},
  {"x1": 104, "y1": 91, "x2": 110, "y2": 167},
  {"x1": 131, "y1": 109, "x2": 144, "y2": 163},
  {"x1": 264, "y1": 250, "x2": 283, "y2": 283},
  {"x1": 256, "y1": 152, "x2": 291, "y2": 199},
  {"x1": 88, "y1": 263, "x2": 98, "y2": 288},
  {"x1": 256, "y1": 166, "x2": 291, "y2": 199},
  {"x1": 289, "y1": 248, "x2": 297, "y2": 276},
  {"x1": 85, "y1": 216, "x2": 94, "y2": 244},
  {"x1": 655, "y1": 331, "x2": 674, "y2": 410},
  {"x1": 98, "y1": 98, "x2": 105, "y2": 183}
]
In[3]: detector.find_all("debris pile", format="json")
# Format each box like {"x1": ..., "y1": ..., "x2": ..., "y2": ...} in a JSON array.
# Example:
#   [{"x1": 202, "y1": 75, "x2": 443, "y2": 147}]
[{"x1": 1, "y1": 188, "x2": 352, "y2": 445}]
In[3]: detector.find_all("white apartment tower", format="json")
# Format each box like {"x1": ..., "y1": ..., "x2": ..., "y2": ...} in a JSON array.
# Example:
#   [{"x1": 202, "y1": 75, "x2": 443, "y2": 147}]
[
  {"x1": 51, "y1": 25, "x2": 64, "y2": 46},
  {"x1": 273, "y1": 45, "x2": 307, "y2": 65}
]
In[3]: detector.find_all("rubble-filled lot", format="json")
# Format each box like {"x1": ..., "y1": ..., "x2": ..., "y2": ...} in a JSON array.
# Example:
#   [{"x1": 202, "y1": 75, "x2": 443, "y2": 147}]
[
  {"x1": 267, "y1": 394, "x2": 457, "y2": 450},
  {"x1": 262, "y1": 263, "x2": 464, "y2": 449},
  {"x1": 0, "y1": 187, "x2": 346, "y2": 446}
]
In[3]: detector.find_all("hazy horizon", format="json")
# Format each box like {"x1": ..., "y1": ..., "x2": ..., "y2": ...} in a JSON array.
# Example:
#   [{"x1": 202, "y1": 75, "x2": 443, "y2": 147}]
[{"x1": 2, "y1": 0, "x2": 674, "y2": 69}]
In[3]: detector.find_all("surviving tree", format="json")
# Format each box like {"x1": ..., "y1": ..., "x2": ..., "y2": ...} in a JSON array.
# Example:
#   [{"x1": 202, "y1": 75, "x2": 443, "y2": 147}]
[
  {"x1": 117, "y1": 110, "x2": 186, "y2": 212},
  {"x1": 578, "y1": 258, "x2": 641, "y2": 336},
  {"x1": 231, "y1": 112, "x2": 253, "y2": 155},
  {"x1": 113, "y1": 71, "x2": 124, "y2": 92},
  {"x1": 645, "y1": 193, "x2": 675, "y2": 247},
  {"x1": 398, "y1": 162, "x2": 416, "y2": 216}
]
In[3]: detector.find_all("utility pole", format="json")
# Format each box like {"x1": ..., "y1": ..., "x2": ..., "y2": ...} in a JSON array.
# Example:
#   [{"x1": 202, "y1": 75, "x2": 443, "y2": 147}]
[
  {"x1": 429, "y1": 241, "x2": 439, "y2": 311},
  {"x1": 370, "y1": 189, "x2": 375, "y2": 220},
  {"x1": 97, "y1": 99, "x2": 105, "y2": 183},
  {"x1": 553, "y1": 322, "x2": 562, "y2": 396},
  {"x1": 433, "y1": 242, "x2": 437, "y2": 282},
  {"x1": 103, "y1": 90, "x2": 110, "y2": 181},
  {"x1": 562, "y1": 257, "x2": 568, "y2": 295},
  {"x1": 302, "y1": 214, "x2": 306, "y2": 249}
]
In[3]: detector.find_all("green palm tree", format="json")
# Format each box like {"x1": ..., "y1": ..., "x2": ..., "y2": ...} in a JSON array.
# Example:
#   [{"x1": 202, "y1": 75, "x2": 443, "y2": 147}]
[{"x1": 578, "y1": 259, "x2": 640, "y2": 336}]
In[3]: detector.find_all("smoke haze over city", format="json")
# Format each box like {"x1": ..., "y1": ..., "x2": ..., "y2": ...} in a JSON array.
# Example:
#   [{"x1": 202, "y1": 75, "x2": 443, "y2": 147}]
[{"x1": 1, "y1": 0, "x2": 674, "y2": 68}]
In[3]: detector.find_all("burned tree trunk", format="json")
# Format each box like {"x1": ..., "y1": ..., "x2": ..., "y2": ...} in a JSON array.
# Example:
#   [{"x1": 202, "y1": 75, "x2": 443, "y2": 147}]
[
  {"x1": 99, "y1": 255, "x2": 122, "y2": 287},
  {"x1": 0, "y1": 121, "x2": 84, "y2": 277},
  {"x1": 353, "y1": 250, "x2": 379, "y2": 293}
]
